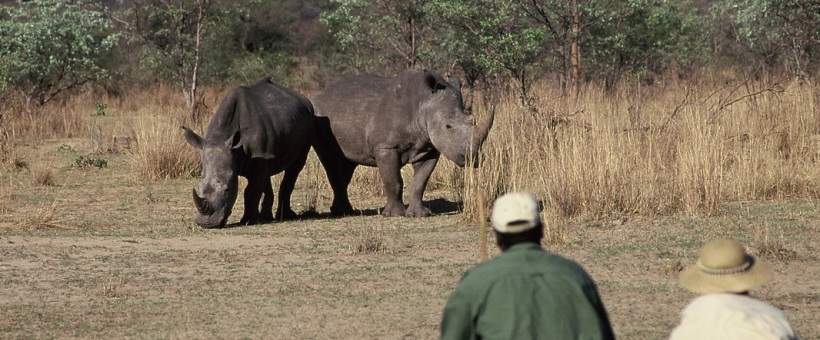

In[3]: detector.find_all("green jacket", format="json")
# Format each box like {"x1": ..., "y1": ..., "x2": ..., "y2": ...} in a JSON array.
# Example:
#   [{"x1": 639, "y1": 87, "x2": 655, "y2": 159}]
[{"x1": 440, "y1": 243, "x2": 615, "y2": 340}]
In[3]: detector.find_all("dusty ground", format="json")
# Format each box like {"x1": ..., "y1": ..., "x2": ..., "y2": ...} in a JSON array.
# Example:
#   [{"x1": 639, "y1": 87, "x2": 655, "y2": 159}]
[{"x1": 1, "y1": 139, "x2": 818, "y2": 339}]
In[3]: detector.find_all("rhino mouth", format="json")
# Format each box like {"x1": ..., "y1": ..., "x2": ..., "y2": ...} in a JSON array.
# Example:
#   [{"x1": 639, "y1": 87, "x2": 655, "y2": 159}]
[
  {"x1": 195, "y1": 213, "x2": 227, "y2": 228},
  {"x1": 453, "y1": 152, "x2": 482, "y2": 168},
  {"x1": 192, "y1": 188, "x2": 228, "y2": 228}
]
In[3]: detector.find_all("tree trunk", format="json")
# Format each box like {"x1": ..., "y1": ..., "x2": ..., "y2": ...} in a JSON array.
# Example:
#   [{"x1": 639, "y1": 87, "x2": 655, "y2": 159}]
[
  {"x1": 570, "y1": 0, "x2": 580, "y2": 94},
  {"x1": 190, "y1": 0, "x2": 206, "y2": 124}
]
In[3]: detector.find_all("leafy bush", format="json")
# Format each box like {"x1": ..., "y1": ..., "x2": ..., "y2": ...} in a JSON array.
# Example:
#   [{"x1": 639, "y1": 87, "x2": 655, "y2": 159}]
[{"x1": 0, "y1": 0, "x2": 120, "y2": 108}]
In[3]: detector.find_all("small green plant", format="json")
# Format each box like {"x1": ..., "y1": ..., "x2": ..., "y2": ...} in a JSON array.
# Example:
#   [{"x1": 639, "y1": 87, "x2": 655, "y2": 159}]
[
  {"x1": 94, "y1": 103, "x2": 107, "y2": 116},
  {"x1": 74, "y1": 155, "x2": 108, "y2": 168},
  {"x1": 89, "y1": 102, "x2": 106, "y2": 156},
  {"x1": 57, "y1": 144, "x2": 74, "y2": 152}
]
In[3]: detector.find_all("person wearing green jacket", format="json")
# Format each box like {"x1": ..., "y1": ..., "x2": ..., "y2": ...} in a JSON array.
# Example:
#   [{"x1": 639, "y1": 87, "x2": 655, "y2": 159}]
[{"x1": 440, "y1": 192, "x2": 615, "y2": 340}]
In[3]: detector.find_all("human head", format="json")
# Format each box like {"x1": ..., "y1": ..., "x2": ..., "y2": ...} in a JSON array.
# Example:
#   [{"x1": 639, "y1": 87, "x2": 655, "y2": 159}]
[
  {"x1": 679, "y1": 238, "x2": 773, "y2": 294},
  {"x1": 490, "y1": 192, "x2": 544, "y2": 250}
]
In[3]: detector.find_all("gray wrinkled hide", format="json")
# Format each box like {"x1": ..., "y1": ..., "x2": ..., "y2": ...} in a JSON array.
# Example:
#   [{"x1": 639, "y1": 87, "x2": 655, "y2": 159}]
[
  {"x1": 182, "y1": 78, "x2": 314, "y2": 228},
  {"x1": 311, "y1": 69, "x2": 494, "y2": 217}
]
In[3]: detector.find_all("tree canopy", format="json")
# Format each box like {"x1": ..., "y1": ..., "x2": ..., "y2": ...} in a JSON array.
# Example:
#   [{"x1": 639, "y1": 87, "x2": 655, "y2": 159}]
[
  {"x1": 0, "y1": 0, "x2": 818, "y2": 106},
  {"x1": 0, "y1": 0, "x2": 120, "y2": 108}
]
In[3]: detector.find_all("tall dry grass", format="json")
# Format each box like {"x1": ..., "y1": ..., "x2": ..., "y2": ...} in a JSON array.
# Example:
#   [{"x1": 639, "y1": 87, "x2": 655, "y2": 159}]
[
  {"x1": 123, "y1": 86, "x2": 206, "y2": 180},
  {"x1": 130, "y1": 117, "x2": 201, "y2": 180},
  {"x1": 458, "y1": 75, "x2": 820, "y2": 223}
]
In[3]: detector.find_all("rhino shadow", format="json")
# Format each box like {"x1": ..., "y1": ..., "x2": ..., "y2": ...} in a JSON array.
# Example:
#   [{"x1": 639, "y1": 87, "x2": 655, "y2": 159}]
[
  {"x1": 296, "y1": 197, "x2": 462, "y2": 220},
  {"x1": 214, "y1": 197, "x2": 462, "y2": 227}
]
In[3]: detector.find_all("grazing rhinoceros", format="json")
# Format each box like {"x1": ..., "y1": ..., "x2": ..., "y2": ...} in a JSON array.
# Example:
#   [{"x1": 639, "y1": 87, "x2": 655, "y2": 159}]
[
  {"x1": 311, "y1": 69, "x2": 494, "y2": 217},
  {"x1": 181, "y1": 78, "x2": 314, "y2": 228}
]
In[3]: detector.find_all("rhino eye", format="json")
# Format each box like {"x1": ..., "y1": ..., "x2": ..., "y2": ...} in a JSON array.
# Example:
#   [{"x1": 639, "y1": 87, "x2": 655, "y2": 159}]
[{"x1": 446, "y1": 124, "x2": 452, "y2": 129}]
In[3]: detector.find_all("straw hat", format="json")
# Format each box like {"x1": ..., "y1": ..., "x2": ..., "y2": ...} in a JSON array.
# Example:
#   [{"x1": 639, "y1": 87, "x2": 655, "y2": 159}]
[{"x1": 679, "y1": 238, "x2": 773, "y2": 294}]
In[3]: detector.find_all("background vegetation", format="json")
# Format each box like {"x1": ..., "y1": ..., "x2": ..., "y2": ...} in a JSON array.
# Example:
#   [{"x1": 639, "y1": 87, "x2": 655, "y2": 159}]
[
  {"x1": 1, "y1": 2, "x2": 818, "y2": 338},
  {"x1": 1, "y1": 0, "x2": 819, "y2": 221}
]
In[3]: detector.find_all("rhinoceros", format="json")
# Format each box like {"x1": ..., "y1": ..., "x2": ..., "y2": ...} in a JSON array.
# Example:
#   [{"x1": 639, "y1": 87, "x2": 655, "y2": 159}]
[
  {"x1": 311, "y1": 69, "x2": 494, "y2": 217},
  {"x1": 181, "y1": 78, "x2": 314, "y2": 228}
]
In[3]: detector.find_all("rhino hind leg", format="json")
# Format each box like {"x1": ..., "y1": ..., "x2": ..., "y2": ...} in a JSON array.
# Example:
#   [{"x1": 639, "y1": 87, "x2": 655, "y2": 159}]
[
  {"x1": 274, "y1": 142, "x2": 310, "y2": 221},
  {"x1": 328, "y1": 160, "x2": 356, "y2": 215},
  {"x1": 314, "y1": 143, "x2": 356, "y2": 215}
]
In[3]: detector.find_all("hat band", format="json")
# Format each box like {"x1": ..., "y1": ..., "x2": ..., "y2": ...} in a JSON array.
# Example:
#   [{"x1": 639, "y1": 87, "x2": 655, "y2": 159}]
[{"x1": 696, "y1": 257, "x2": 753, "y2": 276}]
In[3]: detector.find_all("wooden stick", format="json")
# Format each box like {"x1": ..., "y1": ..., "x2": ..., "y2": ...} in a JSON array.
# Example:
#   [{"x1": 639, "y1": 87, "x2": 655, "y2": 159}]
[{"x1": 477, "y1": 190, "x2": 488, "y2": 262}]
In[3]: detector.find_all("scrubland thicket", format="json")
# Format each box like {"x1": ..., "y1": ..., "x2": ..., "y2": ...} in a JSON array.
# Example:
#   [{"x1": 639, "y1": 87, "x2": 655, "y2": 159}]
[{"x1": 2, "y1": 72, "x2": 818, "y2": 229}]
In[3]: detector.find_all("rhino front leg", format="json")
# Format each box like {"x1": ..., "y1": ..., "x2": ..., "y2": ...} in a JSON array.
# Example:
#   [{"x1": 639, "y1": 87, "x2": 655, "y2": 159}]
[
  {"x1": 376, "y1": 149, "x2": 406, "y2": 217},
  {"x1": 275, "y1": 142, "x2": 310, "y2": 221},
  {"x1": 240, "y1": 177, "x2": 264, "y2": 225},
  {"x1": 406, "y1": 156, "x2": 438, "y2": 217}
]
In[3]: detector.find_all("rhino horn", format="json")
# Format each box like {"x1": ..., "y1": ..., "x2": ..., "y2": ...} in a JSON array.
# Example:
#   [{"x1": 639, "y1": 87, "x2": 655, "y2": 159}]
[
  {"x1": 192, "y1": 188, "x2": 212, "y2": 214},
  {"x1": 471, "y1": 105, "x2": 495, "y2": 150}
]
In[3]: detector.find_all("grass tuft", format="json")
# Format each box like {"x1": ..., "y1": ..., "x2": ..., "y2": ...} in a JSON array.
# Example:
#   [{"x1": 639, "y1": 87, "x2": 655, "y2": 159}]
[
  {"x1": 131, "y1": 118, "x2": 201, "y2": 181},
  {"x1": 352, "y1": 222, "x2": 388, "y2": 254},
  {"x1": 31, "y1": 167, "x2": 55, "y2": 186},
  {"x1": 15, "y1": 202, "x2": 66, "y2": 230},
  {"x1": 101, "y1": 277, "x2": 128, "y2": 299},
  {"x1": 753, "y1": 224, "x2": 797, "y2": 261}
]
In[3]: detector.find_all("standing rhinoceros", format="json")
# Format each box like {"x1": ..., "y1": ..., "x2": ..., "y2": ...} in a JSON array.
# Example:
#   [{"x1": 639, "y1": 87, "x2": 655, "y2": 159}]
[
  {"x1": 181, "y1": 78, "x2": 314, "y2": 228},
  {"x1": 311, "y1": 69, "x2": 494, "y2": 217}
]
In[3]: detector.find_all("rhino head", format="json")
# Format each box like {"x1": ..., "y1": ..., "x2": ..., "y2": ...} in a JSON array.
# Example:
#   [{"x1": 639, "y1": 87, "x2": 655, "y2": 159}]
[
  {"x1": 422, "y1": 76, "x2": 494, "y2": 167},
  {"x1": 182, "y1": 126, "x2": 241, "y2": 228}
]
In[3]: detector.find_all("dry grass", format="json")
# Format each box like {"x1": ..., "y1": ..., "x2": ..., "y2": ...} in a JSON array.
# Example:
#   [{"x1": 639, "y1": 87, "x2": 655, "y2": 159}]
[
  {"x1": 14, "y1": 202, "x2": 65, "y2": 230},
  {"x1": 753, "y1": 223, "x2": 798, "y2": 261},
  {"x1": 460, "y1": 76, "x2": 820, "y2": 223},
  {"x1": 101, "y1": 277, "x2": 128, "y2": 299},
  {"x1": 31, "y1": 167, "x2": 55, "y2": 186},
  {"x1": 130, "y1": 117, "x2": 201, "y2": 180},
  {"x1": 351, "y1": 219, "x2": 389, "y2": 254},
  {"x1": 1, "y1": 74, "x2": 818, "y2": 223}
]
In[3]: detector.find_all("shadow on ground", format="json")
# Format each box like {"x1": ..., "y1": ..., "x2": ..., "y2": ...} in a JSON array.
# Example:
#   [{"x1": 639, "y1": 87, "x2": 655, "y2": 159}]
[{"x1": 220, "y1": 198, "x2": 464, "y2": 228}]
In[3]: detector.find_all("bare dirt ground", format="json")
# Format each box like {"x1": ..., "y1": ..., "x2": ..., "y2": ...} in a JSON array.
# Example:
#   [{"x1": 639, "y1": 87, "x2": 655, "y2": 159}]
[{"x1": 1, "y1": 139, "x2": 818, "y2": 339}]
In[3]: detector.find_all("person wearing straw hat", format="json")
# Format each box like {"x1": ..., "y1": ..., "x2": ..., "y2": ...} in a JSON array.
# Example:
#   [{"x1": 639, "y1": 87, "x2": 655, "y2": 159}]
[
  {"x1": 670, "y1": 238, "x2": 798, "y2": 340},
  {"x1": 440, "y1": 192, "x2": 614, "y2": 340}
]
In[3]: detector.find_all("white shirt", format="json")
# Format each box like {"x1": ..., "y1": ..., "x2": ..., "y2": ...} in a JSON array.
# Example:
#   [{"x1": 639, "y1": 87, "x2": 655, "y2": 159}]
[{"x1": 670, "y1": 293, "x2": 798, "y2": 340}]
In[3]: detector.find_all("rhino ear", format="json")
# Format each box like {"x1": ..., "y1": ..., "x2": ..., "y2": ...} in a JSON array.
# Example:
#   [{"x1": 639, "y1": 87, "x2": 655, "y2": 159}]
[
  {"x1": 227, "y1": 130, "x2": 243, "y2": 150},
  {"x1": 181, "y1": 126, "x2": 204, "y2": 150},
  {"x1": 424, "y1": 73, "x2": 447, "y2": 93}
]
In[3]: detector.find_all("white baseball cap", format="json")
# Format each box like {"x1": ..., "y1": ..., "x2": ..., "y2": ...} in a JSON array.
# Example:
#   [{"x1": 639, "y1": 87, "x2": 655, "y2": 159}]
[{"x1": 491, "y1": 192, "x2": 541, "y2": 234}]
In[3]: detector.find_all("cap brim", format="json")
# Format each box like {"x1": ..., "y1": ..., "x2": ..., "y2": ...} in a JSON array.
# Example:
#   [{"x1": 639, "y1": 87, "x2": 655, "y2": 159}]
[{"x1": 493, "y1": 222, "x2": 536, "y2": 234}]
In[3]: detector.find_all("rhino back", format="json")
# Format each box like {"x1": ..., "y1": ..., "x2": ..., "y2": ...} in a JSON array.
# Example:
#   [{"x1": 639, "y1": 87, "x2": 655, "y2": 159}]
[
  {"x1": 206, "y1": 78, "x2": 314, "y2": 162},
  {"x1": 312, "y1": 72, "x2": 426, "y2": 164}
]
